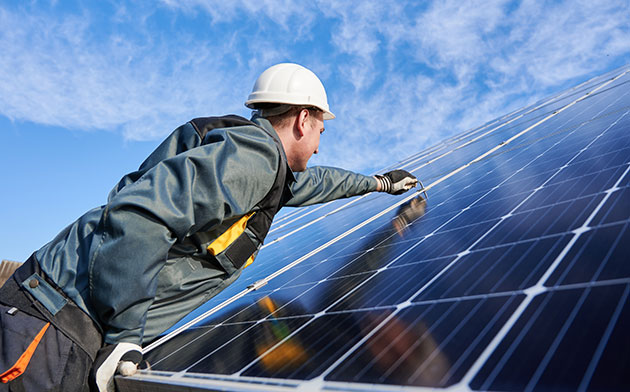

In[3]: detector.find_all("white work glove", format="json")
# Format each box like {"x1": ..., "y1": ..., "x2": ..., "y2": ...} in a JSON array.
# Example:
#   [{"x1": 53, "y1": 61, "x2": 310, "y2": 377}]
[
  {"x1": 375, "y1": 170, "x2": 419, "y2": 195},
  {"x1": 90, "y1": 342, "x2": 142, "y2": 392}
]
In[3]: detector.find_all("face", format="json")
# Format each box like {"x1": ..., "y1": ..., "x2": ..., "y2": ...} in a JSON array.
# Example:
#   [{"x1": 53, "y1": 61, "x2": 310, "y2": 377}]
[{"x1": 294, "y1": 110, "x2": 325, "y2": 171}]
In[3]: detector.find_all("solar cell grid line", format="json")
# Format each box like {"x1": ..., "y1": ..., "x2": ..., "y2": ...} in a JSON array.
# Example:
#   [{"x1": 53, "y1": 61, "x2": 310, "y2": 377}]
[
  {"x1": 191, "y1": 76, "x2": 630, "y2": 386},
  {"x1": 185, "y1": 317, "x2": 315, "y2": 375},
  {"x1": 460, "y1": 102, "x2": 630, "y2": 198},
  {"x1": 471, "y1": 284, "x2": 612, "y2": 390},
  {"x1": 210, "y1": 167, "x2": 492, "y2": 316},
  {"x1": 524, "y1": 286, "x2": 601, "y2": 391},
  {"x1": 420, "y1": 115, "x2": 624, "y2": 233},
  {"x1": 469, "y1": 282, "x2": 630, "y2": 391},
  {"x1": 266, "y1": 195, "x2": 373, "y2": 242},
  {"x1": 523, "y1": 65, "x2": 629, "y2": 113},
  {"x1": 513, "y1": 159, "x2": 628, "y2": 213},
  {"x1": 271, "y1": 207, "x2": 306, "y2": 225},
  {"x1": 544, "y1": 206, "x2": 630, "y2": 287},
  {"x1": 456, "y1": 150, "x2": 630, "y2": 391},
  {"x1": 410, "y1": 112, "x2": 612, "y2": 204},
  {"x1": 509, "y1": 85, "x2": 630, "y2": 150},
  {"x1": 591, "y1": 184, "x2": 630, "y2": 226},
  {"x1": 395, "y1": 134, "x2": 465, "y2": 170},
  {"x1": 578, "y1": 283, "x2": 630, "y2": 391},
  {"x1": 268, "y1": 167, "x2": 413, "y2": 235},
  {"x1": 565, "y1": 64, "x2": 630, "y2": 95},
  {"x1": 411, "y1": 111, "x2": 576, "y2": 182},
  {"x1": 411, "y1": 237, "x2": 571, "y2": 302},
  {"x1": 142, "y1": 67, "x2": 629, "y2": 357}
]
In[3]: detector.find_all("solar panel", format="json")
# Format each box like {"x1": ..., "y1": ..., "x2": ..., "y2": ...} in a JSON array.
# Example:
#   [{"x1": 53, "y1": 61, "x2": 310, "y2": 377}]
[{"x1": 117, "y1": 65, "x2": 630, "y2": 391}]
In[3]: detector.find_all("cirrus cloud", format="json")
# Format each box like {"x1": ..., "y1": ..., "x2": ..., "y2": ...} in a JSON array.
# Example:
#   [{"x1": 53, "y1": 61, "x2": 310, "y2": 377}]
[{"x1": 0, "y1": 0, "x2": 628, "y2": 173}]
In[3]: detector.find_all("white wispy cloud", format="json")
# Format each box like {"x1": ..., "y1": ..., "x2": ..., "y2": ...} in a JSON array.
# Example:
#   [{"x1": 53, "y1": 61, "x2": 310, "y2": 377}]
[
  {"x1": 159, "y1": 0, "x2": 318, "y2": 36},
  {"x1": 0, "y1": 4, "x2": 267, "y2": 140},
  {"x1": 0, "y1": 0, "x2": 628, "y2": 174},
  {"x1": 493, "y1": 0, "x2": 630, "y2": 87},
  {"x1": 311, "y1": 0, "x2": 630, "y2": 171}
]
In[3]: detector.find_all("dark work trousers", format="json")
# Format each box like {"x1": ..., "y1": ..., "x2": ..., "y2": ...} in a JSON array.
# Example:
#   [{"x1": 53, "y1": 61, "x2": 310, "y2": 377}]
[{"x1": 0, "y1": 255, "x2": 102, "y2": 391}]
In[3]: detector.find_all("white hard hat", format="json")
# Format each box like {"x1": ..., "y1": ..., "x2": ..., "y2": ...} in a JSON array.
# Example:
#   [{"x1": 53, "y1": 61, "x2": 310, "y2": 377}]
[{"x1": 245, "y1": 63, "x2": 335, "y2": 120}]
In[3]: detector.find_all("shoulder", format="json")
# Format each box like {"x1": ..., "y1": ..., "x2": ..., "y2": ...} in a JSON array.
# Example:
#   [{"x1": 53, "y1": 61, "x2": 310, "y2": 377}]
[{"x1": 200, "y1": 119, "x2": 281, "y2": 164}]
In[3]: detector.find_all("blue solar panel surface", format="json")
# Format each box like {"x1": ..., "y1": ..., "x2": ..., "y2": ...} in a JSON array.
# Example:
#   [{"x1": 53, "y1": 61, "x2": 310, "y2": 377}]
[{"x1": 120, "y1": 66, "x2": 630, "y2": 391}]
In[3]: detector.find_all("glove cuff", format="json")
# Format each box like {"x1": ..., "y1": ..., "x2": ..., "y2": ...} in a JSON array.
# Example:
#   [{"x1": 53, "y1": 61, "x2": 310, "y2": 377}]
[
  {"x1": 375, "y1": 175, "x2": 392, "y2": 193},
  {"x1": 92, "y1": 342, "x2": 142, "y2": 391}
]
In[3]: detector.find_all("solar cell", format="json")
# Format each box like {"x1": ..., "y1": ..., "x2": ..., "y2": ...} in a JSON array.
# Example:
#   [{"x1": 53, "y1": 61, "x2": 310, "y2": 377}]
[{"x1": 118, "y1": 65, "x2": 630, "y2": 391}]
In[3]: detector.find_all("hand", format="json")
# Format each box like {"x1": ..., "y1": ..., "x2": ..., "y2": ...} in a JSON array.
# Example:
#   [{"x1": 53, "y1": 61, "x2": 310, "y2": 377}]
[
  {"x1": 375, "y1": 170, "x2": 418, "y2": 195},
  {"x1": 90, "y1": 342, "x2": 142, "y2": 392}
]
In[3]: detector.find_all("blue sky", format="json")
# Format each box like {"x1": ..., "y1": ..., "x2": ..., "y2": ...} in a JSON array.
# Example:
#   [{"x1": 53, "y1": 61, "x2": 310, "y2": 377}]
[{"x1": 1, "y1": 0, "x2": 629, "y2": 261}]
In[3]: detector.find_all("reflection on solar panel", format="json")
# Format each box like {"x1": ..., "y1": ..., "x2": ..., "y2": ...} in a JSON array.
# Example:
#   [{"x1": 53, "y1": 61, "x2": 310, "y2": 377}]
[{"x1": 118, "y1": 65, "x2": 630, "y2": 391}]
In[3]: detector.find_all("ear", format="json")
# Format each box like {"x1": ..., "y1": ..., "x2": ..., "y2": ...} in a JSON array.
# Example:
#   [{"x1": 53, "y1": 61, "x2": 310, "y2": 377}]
[{"x1": 295, "y1": 108, "x2": 310, "y2": 138}]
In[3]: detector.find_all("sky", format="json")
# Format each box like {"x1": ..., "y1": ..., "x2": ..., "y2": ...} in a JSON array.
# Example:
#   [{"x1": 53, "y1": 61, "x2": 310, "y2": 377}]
[{"x1": 1, "y1": 0, "x2": 629, "y2": 261}]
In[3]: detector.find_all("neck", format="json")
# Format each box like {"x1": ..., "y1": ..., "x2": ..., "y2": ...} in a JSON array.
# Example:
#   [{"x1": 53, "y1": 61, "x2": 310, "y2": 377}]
[{"x1": 273, "y1": 123, "x2": 301, "y2": 172}]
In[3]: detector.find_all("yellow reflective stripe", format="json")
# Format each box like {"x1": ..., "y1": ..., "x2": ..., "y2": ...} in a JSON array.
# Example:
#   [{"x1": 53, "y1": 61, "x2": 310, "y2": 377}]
[
  {"x1": 243, "y1": 254, "x2": 256, "y2": 269},
  {"x1": 207, "y1": 212, "x2": 255, "y2": 256}
]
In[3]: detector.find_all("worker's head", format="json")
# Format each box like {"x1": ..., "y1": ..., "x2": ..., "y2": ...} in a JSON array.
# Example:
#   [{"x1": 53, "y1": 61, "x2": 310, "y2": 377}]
[
  {"x1": 246, "y1": 63, "x2": 332, "y2": 172},
  {"x1": 263, "y1": 105, "x2": 324, "y2": 172}
]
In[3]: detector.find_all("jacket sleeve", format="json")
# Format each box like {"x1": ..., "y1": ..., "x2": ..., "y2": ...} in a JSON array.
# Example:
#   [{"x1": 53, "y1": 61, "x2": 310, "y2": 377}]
[
  {"x1": 88, "y1": 127, "x2": 279, "y2": 345},
  {"x1": 286, "y1": 166, "x2": 379, "y2": 207}
]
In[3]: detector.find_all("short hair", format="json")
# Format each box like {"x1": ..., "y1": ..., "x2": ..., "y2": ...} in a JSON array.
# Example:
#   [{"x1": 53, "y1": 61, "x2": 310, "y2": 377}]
[{"x1": 259, "y1": 105, "x2": 322, "y2": 129}]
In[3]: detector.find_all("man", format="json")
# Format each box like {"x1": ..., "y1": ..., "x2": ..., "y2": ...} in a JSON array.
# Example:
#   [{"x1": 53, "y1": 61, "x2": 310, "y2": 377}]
[{"x1": 0, "y1": 63, "x2": 419, "y2": 391}]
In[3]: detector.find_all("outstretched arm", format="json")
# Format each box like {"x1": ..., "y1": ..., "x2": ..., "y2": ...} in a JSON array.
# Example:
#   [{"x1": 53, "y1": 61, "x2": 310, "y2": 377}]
[
  {"x1": 286, "y1": 166, "x2": 378, "y2": 207},
  {"x1": 287, "y1": 167, "x2": 418, "y2": 206}
]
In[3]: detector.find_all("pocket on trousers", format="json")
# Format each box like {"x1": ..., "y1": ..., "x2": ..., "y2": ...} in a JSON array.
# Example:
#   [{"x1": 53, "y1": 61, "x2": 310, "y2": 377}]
[{"x1": 0, "y1": 305, "x2": 72, "y2": 390}]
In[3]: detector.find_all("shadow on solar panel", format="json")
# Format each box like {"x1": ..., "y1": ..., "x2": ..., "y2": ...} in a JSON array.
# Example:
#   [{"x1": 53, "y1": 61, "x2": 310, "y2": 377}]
[{"x1": 118, "y1": 65, "x2": 630, "y2": 391}]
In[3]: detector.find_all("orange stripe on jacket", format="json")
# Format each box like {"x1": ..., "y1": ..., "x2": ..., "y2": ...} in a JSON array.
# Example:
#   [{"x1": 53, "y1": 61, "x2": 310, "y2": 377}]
[{"x1": 0, "y1": 322, "x2": 51, "y2": 383}]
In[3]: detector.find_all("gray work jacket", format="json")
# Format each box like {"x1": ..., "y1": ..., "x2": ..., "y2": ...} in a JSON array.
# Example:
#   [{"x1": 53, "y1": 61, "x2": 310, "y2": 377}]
[{"x1": 33, "y1": 115, "x2": 378, "y2": 345}]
